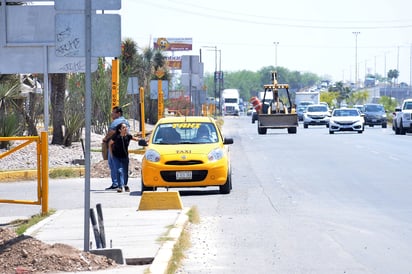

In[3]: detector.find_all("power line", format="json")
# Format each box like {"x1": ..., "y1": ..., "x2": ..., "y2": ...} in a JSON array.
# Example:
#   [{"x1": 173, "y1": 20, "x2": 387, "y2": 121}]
[{"x1": 140, "y1": 0, "x2": 412, "y2": 30}]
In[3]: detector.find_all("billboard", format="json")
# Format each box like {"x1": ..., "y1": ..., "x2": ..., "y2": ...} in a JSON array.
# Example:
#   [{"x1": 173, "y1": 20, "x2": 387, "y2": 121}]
[
  {"x1": 153, "y1": 37, "x2": 192, "y2": 51},
  {"x1": 166, "y1": 56, "x2": 182, "y2": 69}
]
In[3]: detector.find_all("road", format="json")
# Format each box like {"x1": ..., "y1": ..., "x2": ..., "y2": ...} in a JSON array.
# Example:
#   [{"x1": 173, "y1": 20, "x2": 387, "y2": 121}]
[
  {"x1": 1, "y1": 115, "x2": 412, "y2": 273},
  {"x1": 177, "y1": 115, "x2": 412, "y2": 274}
]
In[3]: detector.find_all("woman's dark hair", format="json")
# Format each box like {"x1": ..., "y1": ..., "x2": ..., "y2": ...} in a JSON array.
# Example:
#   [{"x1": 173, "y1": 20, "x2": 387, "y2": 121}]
[{"x1": 115, "y1": 123, "x2": 125, "y2": 134}]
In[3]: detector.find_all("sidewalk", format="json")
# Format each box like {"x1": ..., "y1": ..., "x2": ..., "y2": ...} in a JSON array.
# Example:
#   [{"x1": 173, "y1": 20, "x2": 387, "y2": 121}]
[
  {"x1": 0, "y1": 175, "x2": 188, "y2": 274},
  {"x1": 24, "y1": 206, "x2": 189, "y2": 274}
]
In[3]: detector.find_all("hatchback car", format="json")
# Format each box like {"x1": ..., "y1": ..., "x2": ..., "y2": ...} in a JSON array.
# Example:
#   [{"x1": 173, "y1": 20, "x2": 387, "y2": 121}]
[
  {"x1": 138, "y1": 116, "x2": 234, "y2": 194},
  {"x1": 329, "y1": 108, "x2": 364, "y2": 134},
  {"x1": 362, "y1": 103, "x2": 387, "y2": 128},
  {"x1": 303, "y1": 104, "x2": 330, "y2": 128}
]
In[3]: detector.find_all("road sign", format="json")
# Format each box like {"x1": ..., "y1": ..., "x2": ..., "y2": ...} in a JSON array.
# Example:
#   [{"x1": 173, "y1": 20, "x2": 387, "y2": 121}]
[
  {"x1": 127, "y1": 77, "x2": 139, "y2": 94},
  {"x1": 55, "y1": 0, "x2": 121, "y2": 11},
  {"x1": 55, "y1": 13, "x2": 121, "y2": 57}
]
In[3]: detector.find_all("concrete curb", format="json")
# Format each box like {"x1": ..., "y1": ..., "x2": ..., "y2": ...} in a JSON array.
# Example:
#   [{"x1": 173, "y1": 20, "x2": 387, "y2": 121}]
[{"x1": 149, "y1": 207, "x2": 190, "y2": 274}]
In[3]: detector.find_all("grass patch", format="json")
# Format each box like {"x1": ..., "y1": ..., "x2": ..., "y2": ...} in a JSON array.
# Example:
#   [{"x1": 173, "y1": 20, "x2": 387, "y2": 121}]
[
  {"x1": 49, "y1": 167, "x2": 83, "y2": 178},
  {"x1": 12, "y1": 209, "x2": 56, "y2": 235},
  {"x1": 164, "y1": 206, "x2": 200, "y2": 274},
  {"x1": 166, "y1": 228, "x2": 191, "y2": 274}
]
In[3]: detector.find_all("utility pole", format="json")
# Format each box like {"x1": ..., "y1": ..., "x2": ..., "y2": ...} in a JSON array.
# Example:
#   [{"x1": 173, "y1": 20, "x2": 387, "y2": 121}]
[
  {"x1": 273, "y1": 41, "x2": 279, "y2": 70},
  {"x1": 352, "y1": 32, "x2": 360, "y2": 87}
]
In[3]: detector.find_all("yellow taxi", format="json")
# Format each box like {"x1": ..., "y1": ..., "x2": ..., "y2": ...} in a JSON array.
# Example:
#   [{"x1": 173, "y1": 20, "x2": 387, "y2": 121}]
[{"x1": 138, "y1": 116, "x2": 234, "y2": 194}]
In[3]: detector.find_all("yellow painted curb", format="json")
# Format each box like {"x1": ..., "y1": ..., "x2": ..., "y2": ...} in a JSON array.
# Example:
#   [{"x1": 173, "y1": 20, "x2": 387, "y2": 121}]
[
  {"x1": 138, "y1": 191, "x2": 183, "y2": 210},
  {"x1": 0, "y1": 170, "x2": 38, "y2": 181},
  {"x1": 0, "y1": 167, "x2": 85, "y2": 182}
]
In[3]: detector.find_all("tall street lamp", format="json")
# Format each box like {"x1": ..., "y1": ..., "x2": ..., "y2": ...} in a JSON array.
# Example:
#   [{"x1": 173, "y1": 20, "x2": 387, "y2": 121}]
[
  {"x1": 200, "y1": 46, "x2": 218, "y2": 115},
  {"x1": 273, "y1": 41, "x2": 279, "y2": 70},
  {"x1": 352, "y1": 32, "x2": 360, "y2": 87}
]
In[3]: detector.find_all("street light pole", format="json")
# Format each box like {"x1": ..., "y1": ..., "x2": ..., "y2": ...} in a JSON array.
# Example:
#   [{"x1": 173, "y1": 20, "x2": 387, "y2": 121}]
[
  {"x1": 352, "y1": 32, "x2": 360, "y2": 87},
  {"x1": 273, "y1": 41, "x2": 279, "y2": 70},
  {"x1": 201, "y1": 45, "x2": 218, "y2": 116}
]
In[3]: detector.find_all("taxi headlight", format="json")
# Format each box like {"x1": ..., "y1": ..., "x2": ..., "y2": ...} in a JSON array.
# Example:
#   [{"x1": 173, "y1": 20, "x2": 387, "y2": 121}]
[
  {"x1": 208, "y1": 148, "x2": 224, "y2": 162},
  {"x1": 145, "y1": 149, "x2": 160, "y2": 162}
]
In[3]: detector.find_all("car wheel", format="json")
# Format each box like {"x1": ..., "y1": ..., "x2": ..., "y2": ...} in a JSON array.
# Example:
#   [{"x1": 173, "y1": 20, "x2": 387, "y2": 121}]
[
  {"x1": 257, "y1": 126, "x2": 267, "y2": 134},
  {"x1": 394, "y1": 121, "x2": 401, "y2": 135},
  {"x1": 219, "y1": 169, "x2": 232, "y2": 194},
  {"x1": 382, "y1": 122, "x2": 387, "y2": 128},
  {"x1": 358, "y1": 130, "x2": 363, "y2": 134},
  {"x1": 287, "y1": 127, "x2": 297, "y2": 134},
  {"x1": 400, "y1": 120, "x2": 406, "y2": 135},
  {"x1": 329, "y1": 130, "x2": 334, "y2": 134},
  {"x1": 303, "y1": 124, "x2": 308, "y2": 128}
]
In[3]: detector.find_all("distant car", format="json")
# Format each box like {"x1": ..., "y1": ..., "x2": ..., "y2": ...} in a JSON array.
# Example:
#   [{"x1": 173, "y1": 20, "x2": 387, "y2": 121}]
[
  {"x1": 393, "y1": 99, "x2": 412, "y2": 134},
  {"x1": 353, "y1": 104, "x2": 364, "y2": 113},
  {"x1": 251, "y1": 108, "x2": 258, "y2": 123},
  {"x1": 296, "y1": 105, "x2": 307, "y2": 121},
  {"x1": 363, "y1": 103, "x2": 387, "y2": 128},
  {"x1": 138, "y1": 116, "x2": 234, "y2": 194},
  {"x1": 329, "y1": 108, "x2": 364, "y2": 134},
  {"x1": 246, "y1": 106, "x2": 253, "y2": 116},
  {"x1": 303, "y1": 104, "x2": 330, "y2": 128}
]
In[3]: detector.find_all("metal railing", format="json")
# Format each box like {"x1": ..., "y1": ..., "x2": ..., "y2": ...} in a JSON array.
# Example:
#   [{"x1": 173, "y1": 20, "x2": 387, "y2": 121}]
[{"x1": 0, "y1": 131, "x2": 49, "y2": 214}]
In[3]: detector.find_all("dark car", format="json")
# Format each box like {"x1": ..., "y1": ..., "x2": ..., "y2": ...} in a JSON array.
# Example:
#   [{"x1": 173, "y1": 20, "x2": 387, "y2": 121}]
[
  {"x1": 363, "y1": 103, "x2": 387, "y2": 128},
  {"x1": 297, "y1": 105, "x2": 307, "y2": 121}
]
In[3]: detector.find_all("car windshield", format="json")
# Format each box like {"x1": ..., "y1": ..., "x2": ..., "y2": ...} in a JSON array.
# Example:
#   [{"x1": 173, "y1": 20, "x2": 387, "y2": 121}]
[
  {"x1": 365, "y1": 105, "x2": 384, "y2": 112},
  {"x1": 333, "y1": 109, "x2": 359, "y2": 117},
  {"x1": 307, "y1": 106, "x2": 327, "y2": 112},
  {"x1": 404, "y1": 102, "x2": 412, "y2": 110},
  {"x1": 152, "y1": 122, "x2": 219, "y2": 144}
]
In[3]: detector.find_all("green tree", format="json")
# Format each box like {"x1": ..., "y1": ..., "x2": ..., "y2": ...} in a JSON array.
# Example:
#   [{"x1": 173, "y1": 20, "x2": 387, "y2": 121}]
[
  {"x1": 0, "y1": 79, "x2": 22, "y2": 148},
  {"x1": 387, "y1": 69, "x2": 399, "y2": 86},
  {"x1": 328, "y1": 81, "x2": 351, "y2": 107},
  {"x1": 347, "y1": 90, "x2": 369, "y2": 106}
]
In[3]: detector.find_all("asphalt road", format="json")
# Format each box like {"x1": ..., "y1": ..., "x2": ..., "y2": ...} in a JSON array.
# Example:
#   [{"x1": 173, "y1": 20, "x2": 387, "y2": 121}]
[
  {"x1": 2, "y1": 115, "x2": 412, "y2": 273},
  {"x1": 177, "y1": 115, "x2": 412, "y2": 274}
]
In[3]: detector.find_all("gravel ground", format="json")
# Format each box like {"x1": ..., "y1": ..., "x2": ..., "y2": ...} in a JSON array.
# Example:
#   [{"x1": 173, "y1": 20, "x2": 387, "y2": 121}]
[
  {"x1": 0, "y1": 133, "x2": 106, "y2": 171},
  {"x1": 0, "y1": 132, "x2": 143, "y2": 176}
]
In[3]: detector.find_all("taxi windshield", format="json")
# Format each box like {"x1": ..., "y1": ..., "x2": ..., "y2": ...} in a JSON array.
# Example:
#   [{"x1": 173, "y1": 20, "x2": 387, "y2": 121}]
[{"x1": 152, "y1": 122, "x2": 219, "y2": 144}]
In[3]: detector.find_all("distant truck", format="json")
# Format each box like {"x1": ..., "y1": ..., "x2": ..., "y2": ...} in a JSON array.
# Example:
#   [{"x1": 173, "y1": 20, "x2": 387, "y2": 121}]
[
  {"x1": 221, "y1": 89, "x2": 240, "y2": 116},
  {"x1": 295, "y1": 91, "x2": 320, "y2": 107}
]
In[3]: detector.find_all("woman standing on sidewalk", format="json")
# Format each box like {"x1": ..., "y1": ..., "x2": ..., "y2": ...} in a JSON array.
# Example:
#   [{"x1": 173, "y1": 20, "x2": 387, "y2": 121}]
[{"x1": 109, "y1": 123, "x2": 139, "y2": 192}]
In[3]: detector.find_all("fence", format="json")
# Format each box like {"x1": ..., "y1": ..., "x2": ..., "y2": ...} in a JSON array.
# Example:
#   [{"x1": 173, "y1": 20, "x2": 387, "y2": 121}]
[{"x1": 0, "y1": 131, "x2": 49, "y2": 215}]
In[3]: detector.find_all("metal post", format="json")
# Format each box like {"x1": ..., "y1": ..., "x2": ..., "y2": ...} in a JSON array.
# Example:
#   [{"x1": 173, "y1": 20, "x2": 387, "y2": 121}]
[
  {"x1": 352, "y1": 32, "x2": 360, "y2": 87},
  {"x1": 40, "y1": 131, "x2": 48, "y2": 215},
  {"x1": 273, "y1": 42, "x2": 279, "y2": 70},
  {"x1": 83, "y1": 0, "x2": 92, "y2": 252}
]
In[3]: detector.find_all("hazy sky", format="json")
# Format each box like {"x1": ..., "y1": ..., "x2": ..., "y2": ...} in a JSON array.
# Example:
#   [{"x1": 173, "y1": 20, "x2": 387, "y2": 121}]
[{"x1": 119, "y1": 0, "x2": 412, "y2": 84}]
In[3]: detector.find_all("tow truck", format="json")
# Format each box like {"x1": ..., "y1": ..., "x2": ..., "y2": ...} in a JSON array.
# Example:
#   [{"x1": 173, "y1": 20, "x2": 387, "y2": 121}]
[{"x1": 252, "y1": 71, "x2": 298, "y2": 134}]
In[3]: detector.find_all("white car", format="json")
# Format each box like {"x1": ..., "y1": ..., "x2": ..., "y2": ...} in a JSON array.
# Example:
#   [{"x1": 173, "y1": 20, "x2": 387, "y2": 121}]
[
  {"x1": 329, "y1": 108, "x2": 364, "y2": 134},
  {"x1": 303, "y1": 104, "x2": 330, "y2": 128},
  {"x1": 393, "y1": 99, "x2": 412, "y2": 135}
]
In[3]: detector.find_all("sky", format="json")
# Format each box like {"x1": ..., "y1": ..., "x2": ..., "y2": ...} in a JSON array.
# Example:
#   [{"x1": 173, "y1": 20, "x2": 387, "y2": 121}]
[{"x1": 118, "y1": 0, "x2": 412, "y2": 84}]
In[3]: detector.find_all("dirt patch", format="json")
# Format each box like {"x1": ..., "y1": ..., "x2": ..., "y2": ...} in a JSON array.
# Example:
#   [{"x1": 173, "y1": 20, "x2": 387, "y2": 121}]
[
  {"x1": 90, "y1": 158, "x2": 141, "y2": 178},
  {"x1": 0, "y1": 228, "x2": 117, "y2": 273}
]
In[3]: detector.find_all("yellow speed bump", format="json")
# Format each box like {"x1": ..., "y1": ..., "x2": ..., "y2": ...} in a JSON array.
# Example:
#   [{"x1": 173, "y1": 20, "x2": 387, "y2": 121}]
[{"x1": 138, "y1": 191, "x2": 183, "y2": 210}]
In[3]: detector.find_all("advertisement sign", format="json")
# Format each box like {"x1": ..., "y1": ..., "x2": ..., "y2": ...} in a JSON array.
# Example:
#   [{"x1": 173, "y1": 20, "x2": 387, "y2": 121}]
[
  {"x1": 153, "y1": 37, "x2": 192, "y2": 51},
  {"x1": 166, "y1": 56, "x2": 182, "y2": 69}
]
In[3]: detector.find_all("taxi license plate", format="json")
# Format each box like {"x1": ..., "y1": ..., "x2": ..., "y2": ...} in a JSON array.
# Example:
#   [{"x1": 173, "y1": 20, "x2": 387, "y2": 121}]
[{"x1": 176, "y1": 171, "x2": 192, "y2": 180}]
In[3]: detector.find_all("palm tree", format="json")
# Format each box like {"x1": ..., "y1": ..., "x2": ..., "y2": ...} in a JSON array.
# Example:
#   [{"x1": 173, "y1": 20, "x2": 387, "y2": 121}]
[
  {"x1": 387, "y1": 69, "x2": 399, "y2": 86},
  {"x1": 50, "y1": 73, "x2": 66, "y2": 145},
  {"x1": 0, "y1": 79, "x2": 22, "y2": 148}
]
